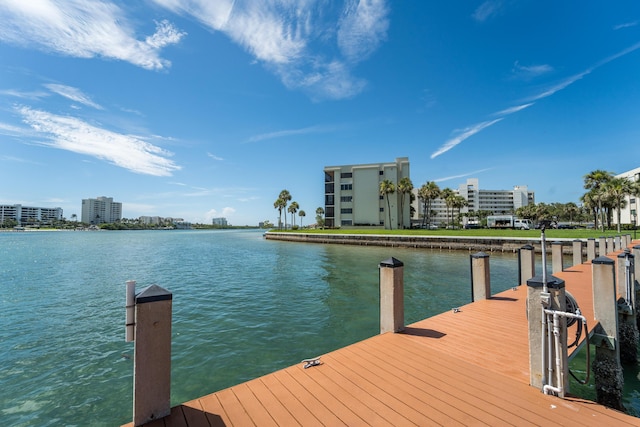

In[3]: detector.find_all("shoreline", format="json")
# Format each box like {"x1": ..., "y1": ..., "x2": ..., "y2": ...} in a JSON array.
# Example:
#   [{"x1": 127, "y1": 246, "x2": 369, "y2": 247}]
[{"x1": 264, "y1": 231, "x2": 581, "y2": 253}]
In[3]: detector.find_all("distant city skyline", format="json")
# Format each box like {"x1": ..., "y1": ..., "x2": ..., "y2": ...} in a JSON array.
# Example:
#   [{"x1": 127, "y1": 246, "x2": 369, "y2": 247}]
[{"x1": 1, "y1": 2, "x2": 639, "y2": 225}]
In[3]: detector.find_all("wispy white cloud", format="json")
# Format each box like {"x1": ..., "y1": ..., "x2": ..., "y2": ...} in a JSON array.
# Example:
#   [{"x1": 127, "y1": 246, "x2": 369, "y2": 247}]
[
  {"x1": 150, "y1": 0, "x2": 389, "y2": 99},
  {"x1": 247, "y1": 124, "x2": 337, "y2": 143},
  {"x1": 494, "y1": 103, "x2": 534, "y2": 116},
  {"x1": 433, "y1": 41, "x2": 640, "y2": 159},
  {"x1": 17, "y1": 106, "x2": 181, "y2": 176},
  {"x1": 0, "y1": 89, "x2": 49, "y2": 100},
  {"x1": 337, "y1": 0, "x2": 389, "y2": 62},
  {"x1": 512, "y1": 61, "x2": 553, "y2": 80},
  {"x1": 434, "y1": 168, "x2": 494, "y2": 183},
  {"x1": 44, "y1": 83, "x2": 103, "y2": 109},
  {"x1": 472, "y1": 1, "x2": 502, "y2": 22},
  {"x1": 207, "y1": 152, "x2": 223, "y2": 161},
  {"x1": 614, "y1": 21, "x2": 638, "y2": 30},
  {"x1": 0, "y1": 2, "x2": 185, "y2": 70},
  {"x1": 431, "y1": 118, "x2": 502, "y2": 159},
  {"x1": 0, "y1": 121, "x2": 29, "y2": 136}
]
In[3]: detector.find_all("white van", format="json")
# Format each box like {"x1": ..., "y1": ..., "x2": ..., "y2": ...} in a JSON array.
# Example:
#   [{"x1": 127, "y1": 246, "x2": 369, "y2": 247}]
[{"x1": 514, "y1": 219, "x2": 532, "y2": 230}]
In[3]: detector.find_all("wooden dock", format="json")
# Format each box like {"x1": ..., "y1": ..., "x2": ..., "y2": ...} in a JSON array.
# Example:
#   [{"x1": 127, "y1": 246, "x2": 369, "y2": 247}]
[{"x1": 125, "y1": 244, "x2": 640, "y2": 426}]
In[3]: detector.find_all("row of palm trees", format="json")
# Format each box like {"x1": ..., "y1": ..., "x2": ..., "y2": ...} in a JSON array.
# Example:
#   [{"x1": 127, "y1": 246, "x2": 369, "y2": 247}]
[
  {"x1": 416, "y1": 181, "x2": 467, "y2": 228},
  {"x1": 581, "y1": 170, "x2": 640, "y2": 233},
  {"x1": 379, "y1": 177, "x2": 414, "y2": 229},
  {"x1": 273, "y1": 190, "x2": 306, "y2": 229}
]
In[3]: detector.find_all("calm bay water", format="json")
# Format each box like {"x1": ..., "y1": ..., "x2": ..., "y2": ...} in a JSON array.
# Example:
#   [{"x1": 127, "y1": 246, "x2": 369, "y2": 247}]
[{"x1": 0, "y1": 229, "x2": 637, "y2": 425}]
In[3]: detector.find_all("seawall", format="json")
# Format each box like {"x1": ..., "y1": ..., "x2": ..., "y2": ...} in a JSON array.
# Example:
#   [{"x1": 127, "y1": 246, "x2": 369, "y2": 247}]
[{"x1": 264, "y1": 231, "x2": 579, "y2": 253}]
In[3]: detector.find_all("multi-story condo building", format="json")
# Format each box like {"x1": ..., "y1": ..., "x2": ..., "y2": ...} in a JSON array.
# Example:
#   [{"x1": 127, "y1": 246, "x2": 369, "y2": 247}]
[
  {"x1": 212, "y1": 217, "x2": 228, "y2": 226},
  {"x1": 613, "y1": 166, "x2": 640, "y2": 226},
  {"x1": 324, "y1": 157, "x2": 410, "y2": 229},
  {"x1": 0, "y1": 204, "x2": 63, "y2": 226},
  {"x1": 413, "y1": 178, "x2": 534, "y2": 226},
  {"x1": 81, "y1": 196, "x2": 122, "y2": 224}
]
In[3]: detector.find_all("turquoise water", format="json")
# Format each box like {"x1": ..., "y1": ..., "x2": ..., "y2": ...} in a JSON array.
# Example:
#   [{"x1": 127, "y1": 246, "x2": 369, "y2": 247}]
[{"x1": 0, "y1": 229, "x2": 636, "y2": 425}]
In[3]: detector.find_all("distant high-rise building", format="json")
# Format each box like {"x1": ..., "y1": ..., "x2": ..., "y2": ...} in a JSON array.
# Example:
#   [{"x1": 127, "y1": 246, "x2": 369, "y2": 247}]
[
  {"x1": 324, "y1": 157, "x2": 410, "y2": 229},
  {"x1": 212, "y1": 217, "x2": 228, "y2": 226},
  {"x1": 0, "y1": 204, "x2": 63, "y2": 226},
  {"x1": 81, "y1": 196, "x2": 122, "y2": 224}
]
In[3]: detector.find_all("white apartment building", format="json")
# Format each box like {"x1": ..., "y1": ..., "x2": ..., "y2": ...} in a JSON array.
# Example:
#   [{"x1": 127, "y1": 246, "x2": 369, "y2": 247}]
[
  {"x1": 81, "y1": 196, "x2": 122, "y2": 224},
  {"x1": 412, "y1": 178, "x2": 534, "y2": 226},
  {"x1": 614, "y1": 166, "x2": 640, "y2": 226},
  {"x1": 212, "y1": 217, "x2": 228, "y2": 226},
  {"x1": 0, "y1": 204, "x2": 63, "y2": 226},
  {"x1": 324, "y1": 157, "x2": 410, "y2": 229}
]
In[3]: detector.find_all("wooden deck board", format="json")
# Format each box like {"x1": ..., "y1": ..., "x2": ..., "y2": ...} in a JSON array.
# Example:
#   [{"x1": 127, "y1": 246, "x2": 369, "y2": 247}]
[{"x1": 124, "y1": 242, "x2": 640, "y2": 427}]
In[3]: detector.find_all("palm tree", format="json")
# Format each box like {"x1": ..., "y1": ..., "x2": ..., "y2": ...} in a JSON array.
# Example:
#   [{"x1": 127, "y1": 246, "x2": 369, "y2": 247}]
[
  {"x1": 583, "y1": 170, "x2": 613, "y2": 232},
  {"x1": 288, "y1": 201, "x2": 299, "y2": 228},
  {"x1": 396, "y1": 177, "x2": 413, "y2": 229},
  {"x1": 440, "y1": 188, "x2": 455, "y2": 227},
  {"x1": 315, "y1": 207, "x2": 325, "y2": 229},
  {"x1": 274, "y1": 197, "x2": 286, "y2": 230},
  {"x1": 379, "y1": 179, "x2": 396, "y2": 229},
  {"x1": 298, "y1": 210, "x2": 306, "y2": 228},
  {"x1": 418, "y1": 181, "x2": 440, "y2": 228},
  {"x1": 451, "y1": 195, "x2": 467, "y2": 227},
  {"x1": 71, "y1": 214, "x2": 77, "y2": 223},
  {"x1": 604, "y1": 177, "x2": 633, "y2": 233},
  {"x1": 278, "y1": 189, "x2": 291, "y2": 229}
]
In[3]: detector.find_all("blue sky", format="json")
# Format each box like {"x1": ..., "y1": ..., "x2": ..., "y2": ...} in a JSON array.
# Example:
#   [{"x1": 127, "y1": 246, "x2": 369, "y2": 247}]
[{"x1": 1, "y1": 1, "x2": 639, "y2": 225}]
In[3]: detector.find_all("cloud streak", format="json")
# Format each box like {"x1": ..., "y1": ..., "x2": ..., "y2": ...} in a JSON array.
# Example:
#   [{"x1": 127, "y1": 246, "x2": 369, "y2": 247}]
[
  {"x1": 246, "y1": 124, "x2": 338, "y2": 143},
  {"x1": 44, "y1": 84, "x2": 103, "y2": 109},
  {"x1": 0, "y1": 1, "x2": 185, "y2": 70},
  {"x1": 17, "y1": 106, "x2": 181, "y2": 176},
  {"x1": 431, "y1": 41, "x2": 640, "y2": 159},
  {"x1": 431, "y1": 119, "x2": 503, "y2": 159},
  {"x1": 150, "y1": 0, "x2": 389, "y2": 100}
]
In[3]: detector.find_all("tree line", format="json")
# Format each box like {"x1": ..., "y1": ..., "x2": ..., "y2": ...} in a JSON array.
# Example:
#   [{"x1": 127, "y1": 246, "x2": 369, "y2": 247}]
[{"x1": 273, "y1": 168, "x2": 640, "y2": 231}]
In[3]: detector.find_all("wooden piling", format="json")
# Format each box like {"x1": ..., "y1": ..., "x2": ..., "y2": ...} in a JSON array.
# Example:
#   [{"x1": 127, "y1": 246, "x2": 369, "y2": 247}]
[
  {"x1": 518, "y1": 244, "x2": 535, "y2": 286},
  {"x1": 552, "y1": 242, "x2": 564, "y2": 273},
  {"x1": 379, "y1": 257, "x2": 404, "y2": 334},
  {"x1": 133, "y1": 285, "x2": 173, "y2": 426},
  {"x1": 591, "y1": 257, "x2": 624, "y2": 411},
  {"x1": 573, "y1": 240, "x2": 583, "y2": 267},
  {"x1": 587, "y1": 238, "x2": 596, "y2": 261},
  {"x1": 470, "y1": 252, "x2": 490, "y2": 301}
]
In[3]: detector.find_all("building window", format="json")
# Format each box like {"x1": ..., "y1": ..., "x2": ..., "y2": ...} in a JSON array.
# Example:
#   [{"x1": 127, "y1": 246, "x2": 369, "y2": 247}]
[
  {"x1": 340, "y1": 196, "x2": 352, "y2": 202},
  {"x1": 325, "y1": 183, "x2": 334, "y2": 194},
  {"x1": 379, "y1": 171, "x2": 384, "y2": 175},
  {"x1": 325, "y1": 195, "x2": 334, "y2": 205},
  {"x1": 340, "y1": 172, "x2": 352, "y2": 178},
  {"x1": 380, "y1": 207, "x2": 384, "y2": 212},
  {"x1": 379, "y1": 195, "x2": 384, "y2": 200},
  {"x1": 341, "y1": 219, "x2": 353, "y2": 226},
  {"x1": 341, "y1": 208, "x2": 352, "y2": 214},
  {"x1": 325, "y1": 171, "x2": 334, "y2": 182},
  {"x1": 325, "y1": 207, "x2": 334, "y2": 217},
  {"x1": 340, "y1": 184, "x2": 353, "y2": 191}
]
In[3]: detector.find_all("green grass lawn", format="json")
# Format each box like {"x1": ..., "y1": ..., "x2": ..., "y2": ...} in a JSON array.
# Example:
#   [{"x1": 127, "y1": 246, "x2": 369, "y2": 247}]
[{"x1": 273, "y1": 227, "x2": 633, "y2": 240}]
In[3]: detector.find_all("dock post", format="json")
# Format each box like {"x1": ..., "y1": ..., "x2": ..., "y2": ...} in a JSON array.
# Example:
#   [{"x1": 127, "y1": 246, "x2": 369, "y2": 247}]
[
  {"x1": 572, "y1": 240, "x2": 583, "y2": 267},
  {"x1": 587, "y1": 238, "x2": 596, "y2": 261},
  {"x1": 599, "y1": 237, "x2": 607, "y2": 256},
  {"x1": 526, "y1": 275, "x2": 567, "y2": 393},
  {"x1": 552, "y1": 242, "x2": 564, "y2": 273},
  {"x1": 133, "y1": 285, "x2": 173, "y2": 426},
  {"x1": 591, "y1": 257, "x2": 624, "y2": 411},
  {"x1": 615, "y1": 236, "x2": 621, "y2": 251},
  {"x1": 607, "y1": 237, "x2": 614, "y2": 254},
  {"x1": 617, "y1": 251, "x2": 638, "y2": 364},
  {"x1": 379, "y1": 257, "x2": 404, "y2": 334},
  {"x1": 519, "y1": 244, "x2": 535, "y2": 285},
  {"x1": 470, "y1": 252, "x2": 490, "y2": 301}
]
